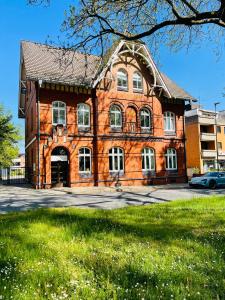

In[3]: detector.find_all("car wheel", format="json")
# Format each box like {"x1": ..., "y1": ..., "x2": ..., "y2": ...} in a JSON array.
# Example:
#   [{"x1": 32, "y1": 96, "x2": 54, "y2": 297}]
[{"x1": 209, "y1": 180, "x2": 216, "y2": 189}]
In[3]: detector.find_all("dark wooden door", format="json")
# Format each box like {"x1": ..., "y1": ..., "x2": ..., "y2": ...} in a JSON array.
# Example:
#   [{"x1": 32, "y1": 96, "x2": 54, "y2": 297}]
[{"x1": 51, "y1": 161, "x2": 68, "y2": 187}]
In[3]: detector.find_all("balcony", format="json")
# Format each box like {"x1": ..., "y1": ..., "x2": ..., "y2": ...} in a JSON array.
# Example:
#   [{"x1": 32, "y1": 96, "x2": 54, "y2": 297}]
[
  {"x1": 200, "y1": 132, "x2": 216, "y2": 141},
  {"x1": 126, "y1": 122, "x2": 137, "y2": 133},
  {"x1": 201, "y1": 150, "x2": 217, "y2": 158}
]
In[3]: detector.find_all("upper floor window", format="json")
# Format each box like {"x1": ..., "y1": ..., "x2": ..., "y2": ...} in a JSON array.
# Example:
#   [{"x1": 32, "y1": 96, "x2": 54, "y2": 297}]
[
  {"x1": 110, "y1": 104, "x2": 122, "y2": 128},
  {"x1": 52, "y1": 101, "x2": 66, "y2": 125},
  {"x1": 164, "y1": 111, "x2": 175, "y2": 133},
  {"x1": 140, "y1": 108, "x2": 151, "y2": 130},
  {"x1": 217, "y1": 126, "x2": 221, "y2": 133},
  {"x1": 142, "y1": 148, "x2": 155, "y2": 171},
  {"x1": 79, "y1": 147, "x2": 91, "y2": 173},
  {"x1": 165, "y1": 148, "x2": 177, "y2": 170},
  {"x1": 109, "y1": 147, "x2": 124, "y2": 173},
  {"x1": 117, "y1": 69, "x2": 128, "y2": 90},
  {"x1": 133, "y1": 72, "x2": 142, "y2": 92},
  {"x1": 77, "y1": 103, "x2": 90, "y2": 128}
]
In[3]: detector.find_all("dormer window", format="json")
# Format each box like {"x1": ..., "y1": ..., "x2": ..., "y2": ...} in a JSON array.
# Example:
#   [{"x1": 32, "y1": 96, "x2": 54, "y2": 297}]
[
  {"x1": 117, "y1": 69, "x2": 128, "y2": 91},
  {"x1": 52, "y1": 101, "x2": 66, "y2": 125},
  {"x1": 133, "y1": 72, "x2": 142, "y2": 92}
]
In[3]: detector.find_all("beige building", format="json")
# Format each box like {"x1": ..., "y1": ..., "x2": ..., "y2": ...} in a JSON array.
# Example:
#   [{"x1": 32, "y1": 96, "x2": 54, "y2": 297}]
[{"x1": 185, "y1": 108, "x2": 225, "y2": 175}]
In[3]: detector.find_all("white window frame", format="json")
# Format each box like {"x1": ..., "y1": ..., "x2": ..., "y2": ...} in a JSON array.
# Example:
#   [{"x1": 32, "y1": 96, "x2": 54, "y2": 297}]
[
  {"x1": 117, "y1": 69, "x2": 128, "y2": 90},
  {"x1": 133, "y1": 71, "x2": 143, "y2": 92},
  {"x1": 78, "y1": 147, "x2": 92, "y2": 174},
  {"x1": 52, "y1": 101, "x2": 66, "y2": 126},
  {"x1": 140, "y1": 108, "x2": 151, "y2": 130},
  {"x1": 165, "y1": 148, "x2": 177, "y2": 170},
  {"x1": 110, "y1": 105, "x2": 122, "y2": 128},
  {"x1": 164, "y1": 111, "x2": 176, "y2": 132},
  {"x1": 109, "y1": 147, "x2": 124, "y2": 173},
  {"x1": 77, "y1": 103, "x2": 90, "y2": 128},
  {"x1": 142, "y1": 148, "x2": 155, "y2": 171}
]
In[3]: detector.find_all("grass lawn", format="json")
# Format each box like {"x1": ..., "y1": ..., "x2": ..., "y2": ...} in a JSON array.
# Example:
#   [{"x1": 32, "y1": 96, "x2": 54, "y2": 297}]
[{"x1": 0, "y1": 196, "x2": 225, "y2": 299}]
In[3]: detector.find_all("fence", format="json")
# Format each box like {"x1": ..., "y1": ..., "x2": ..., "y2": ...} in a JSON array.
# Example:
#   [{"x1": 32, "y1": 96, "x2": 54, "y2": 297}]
[{"x1": 0, "y1": 167, "x2": 27, "y2": 185}]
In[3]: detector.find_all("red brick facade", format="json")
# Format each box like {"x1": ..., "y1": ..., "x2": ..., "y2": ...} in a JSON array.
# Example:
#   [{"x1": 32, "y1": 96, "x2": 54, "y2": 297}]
[{"x1": 23, "y1": 55, "x2": 187, "y2": 188}]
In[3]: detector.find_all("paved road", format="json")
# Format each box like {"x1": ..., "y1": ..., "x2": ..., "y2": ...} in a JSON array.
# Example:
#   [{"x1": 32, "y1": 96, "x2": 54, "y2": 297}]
[{"x1": 0, "y1": 183, "x2": 224, "y2": 213}]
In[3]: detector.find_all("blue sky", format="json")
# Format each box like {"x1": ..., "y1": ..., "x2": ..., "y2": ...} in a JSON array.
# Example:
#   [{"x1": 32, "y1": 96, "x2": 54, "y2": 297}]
[{"x1": 0, "y1": 1, "x2": 224, "y2": 152}]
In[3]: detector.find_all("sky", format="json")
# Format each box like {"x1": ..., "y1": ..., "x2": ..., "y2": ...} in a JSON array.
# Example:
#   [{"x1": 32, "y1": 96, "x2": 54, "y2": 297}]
[{"x1": 0, "y1": 1, "x2": 225, "y2": 152}]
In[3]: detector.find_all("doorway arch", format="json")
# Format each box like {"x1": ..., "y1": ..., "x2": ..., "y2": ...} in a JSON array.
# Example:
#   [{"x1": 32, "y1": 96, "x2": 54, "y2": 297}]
[{"x1": 51, "y1": 146, "x2": 69, "y2": 187}]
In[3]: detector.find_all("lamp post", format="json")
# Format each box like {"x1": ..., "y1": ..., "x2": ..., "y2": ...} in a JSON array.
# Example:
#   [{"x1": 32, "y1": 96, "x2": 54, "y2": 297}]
[{"x1": 214, "y1": 102, "x2": 220, "y2": 171}]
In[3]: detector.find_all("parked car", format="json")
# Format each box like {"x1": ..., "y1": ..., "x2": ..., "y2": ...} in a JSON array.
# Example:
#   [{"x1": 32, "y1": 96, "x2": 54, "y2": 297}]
[{"x1": 189, "y1": 172, "x2": 225, "y2": 189}]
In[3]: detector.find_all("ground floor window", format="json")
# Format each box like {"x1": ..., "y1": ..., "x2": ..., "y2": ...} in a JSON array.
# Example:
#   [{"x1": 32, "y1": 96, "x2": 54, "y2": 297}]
[
  {"x1": 142, "y1": 148, "x2": 155, "y2": 171},
  {"x1": 109, "y1": 147, "x2": 124, "y2": 173},
  {"x1": 165, "y1": 148, "x2": 177, "y2": 170},
  {"x1": 79, "y1": 148, "x2": 91, "y2": 173}
]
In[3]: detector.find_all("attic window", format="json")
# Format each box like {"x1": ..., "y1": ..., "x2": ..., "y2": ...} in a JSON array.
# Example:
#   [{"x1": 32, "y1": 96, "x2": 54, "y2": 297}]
[
  {"x1": 133, "y1": 72, "x2": 143, "y2": 92},
  {"x1": 117, "y1": 69, "x2": 128, "y2": 91}
]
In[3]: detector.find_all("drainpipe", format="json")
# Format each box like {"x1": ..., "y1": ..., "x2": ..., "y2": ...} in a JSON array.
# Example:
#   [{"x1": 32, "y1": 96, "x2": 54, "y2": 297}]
[
  {"x1": 37, "y1": 80, "x2": 43, "y2": 189},
  {"x1": 183, "y1": 101, "x2": 188, "y2": 182}
]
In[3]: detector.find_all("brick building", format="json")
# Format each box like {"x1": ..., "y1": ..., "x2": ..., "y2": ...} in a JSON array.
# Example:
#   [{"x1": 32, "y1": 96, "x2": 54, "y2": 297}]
[{"x1": 18, "y1": 40, "x2": 194, "y2": 188}]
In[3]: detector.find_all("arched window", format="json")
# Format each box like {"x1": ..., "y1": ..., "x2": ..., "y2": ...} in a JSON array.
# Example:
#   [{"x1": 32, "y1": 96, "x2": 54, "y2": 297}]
[
  {"x1": 140, "y1": 108, "x2": 151, "y2": 130},
  {"x1": 52, "y1": 101, "x2": 66, "y2": 125},
  {"x1": 133, "y1": 72, "x2": 142, "y2": 91},
  {"x1": 164, "y1": 111, "x2": 175, "y2": 132},
  {"x1": 110, "y1": 104, "x2": 122, "y2": 128},
  {"x1": 165, "y1": 148, "x2": 177, "y2": 170},
  {"x1": 142, "y1": 148, "x2": 155, "y2": 171},
  {"x1": 109, "y1": 147, "x2": 124, "y2": 173},
  {"x1": 117, "y1": 69, "x2": 128, "y2": 90},
  {"x1": 77, "y1": 103, "x2": 90, "y2": 128},
  {"x1": 79, "y1": 147, "x2": 91, "y2": 173}
]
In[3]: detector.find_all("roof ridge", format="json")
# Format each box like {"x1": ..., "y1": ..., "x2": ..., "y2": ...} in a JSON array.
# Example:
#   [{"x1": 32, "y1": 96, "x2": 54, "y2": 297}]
[{"x1": 21, "y1": 40, "x2": 100, "y2": 59}]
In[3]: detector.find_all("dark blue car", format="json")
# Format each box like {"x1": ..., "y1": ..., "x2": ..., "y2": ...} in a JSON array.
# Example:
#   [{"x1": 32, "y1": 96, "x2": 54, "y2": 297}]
[{"x1": 189, "y1": 172, "x2": 225, "y2": 189}]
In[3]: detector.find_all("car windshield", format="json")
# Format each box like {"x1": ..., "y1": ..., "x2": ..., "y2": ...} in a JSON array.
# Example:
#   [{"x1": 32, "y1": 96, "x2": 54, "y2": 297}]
[{"x1": 203, "y1": 172, "x2": 219, "y2": 177}]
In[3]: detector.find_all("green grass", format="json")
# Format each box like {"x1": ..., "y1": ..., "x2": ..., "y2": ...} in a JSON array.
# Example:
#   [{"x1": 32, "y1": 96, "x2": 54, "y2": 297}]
[{"x1": 0, "y1": 196, "x2": 225, "y2": 299}]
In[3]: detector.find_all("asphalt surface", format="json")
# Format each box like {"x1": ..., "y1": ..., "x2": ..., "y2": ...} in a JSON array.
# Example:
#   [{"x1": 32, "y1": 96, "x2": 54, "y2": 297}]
[{"x1": 0, "y1": 183, "x2": 224, "y2": 213}]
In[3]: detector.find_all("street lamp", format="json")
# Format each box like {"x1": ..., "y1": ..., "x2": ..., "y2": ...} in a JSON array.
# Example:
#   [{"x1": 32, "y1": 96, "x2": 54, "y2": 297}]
[{"x1": 214, "y1": 102, "x2": 220, "y2": 171}]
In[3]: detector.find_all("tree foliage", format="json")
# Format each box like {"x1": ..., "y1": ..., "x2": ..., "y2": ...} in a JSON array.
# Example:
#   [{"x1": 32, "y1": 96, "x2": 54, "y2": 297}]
[
  {"x1": 0, "y1": 105, "x2": 21, "y2": 168},
  {"x1": 29, "y1": 0, "x2": 225, "y2": 54}
]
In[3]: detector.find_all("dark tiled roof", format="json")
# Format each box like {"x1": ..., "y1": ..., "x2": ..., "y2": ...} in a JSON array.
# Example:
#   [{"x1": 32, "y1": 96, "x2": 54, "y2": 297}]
[
  {"x1": 21, "y1": 40, "x2": 194, "y2": 100},
  {"x1": 161, "y1": 73, "x2": 195, "y2": 100},
  {"x1": 21, "y1": 41, "x2": 101, "y2": 86}
]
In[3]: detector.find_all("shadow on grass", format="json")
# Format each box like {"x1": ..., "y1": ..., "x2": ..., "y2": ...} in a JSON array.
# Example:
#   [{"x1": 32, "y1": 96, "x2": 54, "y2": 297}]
[{"x1": 0, "y1": 203, "x2": 225, "y2": 299}]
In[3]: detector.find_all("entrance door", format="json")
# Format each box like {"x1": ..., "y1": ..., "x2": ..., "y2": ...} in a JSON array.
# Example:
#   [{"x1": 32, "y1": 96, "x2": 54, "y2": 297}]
[{"x1": 51, "y1": 147, "x2": 69, "y2": 187}]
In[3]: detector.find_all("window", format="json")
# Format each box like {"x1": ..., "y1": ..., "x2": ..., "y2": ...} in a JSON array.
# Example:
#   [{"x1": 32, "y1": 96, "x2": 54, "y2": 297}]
[
  {"x1": 52, "y1": 101, "x2": 66, "y2": 125},
  {"x1": 142, "y1": 148, "x2": 155, "y2": 171},
  {"x1": 133, "y1": 72, "x2": 143, "y2": 92},
  {"x1": 110, "y1": 105, "x2": 122, "y2": 128},
  {"x1": 79, "y1": 148, "x2": 91, "y2": 173},
  {"x1": 140, "y1": 108, "x2": 151, "y2": 130},
  {"x1": 165, "y1": 148, "x2": 177, "y2": 170},
  {"x1": 217, "y1": 142, "x2": 222, "y2": 150},
  {"x1": 117, "y1": 69, "x2": 128, "y2": 90},
  {"x1": 164, "y1": 111, "x2": 175, "y2": 132},
  {"x1": 77, "y1": 103, "x2": 90, "y2": 128},
  {"x1": 109, "y1": 147, "x2": 124, "y2": 173},
  {"x1": 217, "y1": 126, "x2": 221, "y2": 133}
]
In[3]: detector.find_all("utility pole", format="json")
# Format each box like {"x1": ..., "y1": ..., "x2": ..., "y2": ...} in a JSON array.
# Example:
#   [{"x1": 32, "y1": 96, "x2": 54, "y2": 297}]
[{"x1": 214, "y1": 102, "x2": 220, "y2": 171}]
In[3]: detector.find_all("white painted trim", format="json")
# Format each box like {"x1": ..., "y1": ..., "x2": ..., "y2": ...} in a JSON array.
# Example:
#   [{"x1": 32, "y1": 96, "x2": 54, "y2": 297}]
[
  {"x1": 25, "y1": 136, "x2": 36, "y2": 150},
  {"x1": 51, "y1": 155, "x2": 68, "y2": 162}
]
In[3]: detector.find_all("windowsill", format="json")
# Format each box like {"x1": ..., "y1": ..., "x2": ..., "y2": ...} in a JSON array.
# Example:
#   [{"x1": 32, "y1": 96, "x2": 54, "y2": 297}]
[
  {"x1": 133, "y1": 88, "x2": 143, "y2": 94},
  {"x1": 109, "y1": 171, "x2": 124, "y2": 177},
  {"x1": 78, "y1": 127, "x2": 91, "y2": 132},
  {"x1": 166, "y1": 170, "x2": 178, "y2": 174},
  {"x1": 164, "y1": 131, "x2": 176, "y2": 136},
  {"x1": 142, "y1": 171, "x2": 156, "y2": 177},
  {"x1": 110, "y1": 127, "x2": 122, "y2": 132},
  {"x1": 79, "y1": 172, "x2": 92, "y2": 178},
  {"x1": 117, "y1": 87, "x2": 128, "y2": 92},
  {"x1": 141, "y1": 128, "x2": 152, "y2": 133}
]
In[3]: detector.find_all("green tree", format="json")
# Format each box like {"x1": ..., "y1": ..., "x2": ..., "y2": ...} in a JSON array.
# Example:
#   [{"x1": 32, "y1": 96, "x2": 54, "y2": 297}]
[
  {"x1": 0, "y1": 105, "x2": 21, "y2": 168},
  {"x1": 29, "y1": 0, "x2": 225, "y2": 54}
]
